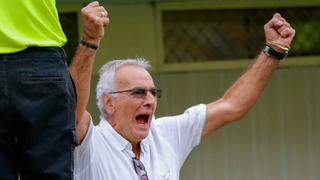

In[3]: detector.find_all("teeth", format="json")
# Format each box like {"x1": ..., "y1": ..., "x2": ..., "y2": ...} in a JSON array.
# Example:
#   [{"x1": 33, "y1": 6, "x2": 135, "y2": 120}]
[{"x1": 136, "y1": 114, "x2": 149, "y2": 124}]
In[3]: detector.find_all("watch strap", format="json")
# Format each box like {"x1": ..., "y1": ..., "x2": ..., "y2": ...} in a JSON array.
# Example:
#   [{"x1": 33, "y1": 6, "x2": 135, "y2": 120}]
[{"x1": 262, "y1": 43, "x2": 288, "y2": 60}]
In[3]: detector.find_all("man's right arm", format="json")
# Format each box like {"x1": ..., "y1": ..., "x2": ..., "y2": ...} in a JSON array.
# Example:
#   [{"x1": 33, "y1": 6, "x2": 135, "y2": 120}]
[{"x1": 69, "y1": 1, "x2": 109, "y2": 143}]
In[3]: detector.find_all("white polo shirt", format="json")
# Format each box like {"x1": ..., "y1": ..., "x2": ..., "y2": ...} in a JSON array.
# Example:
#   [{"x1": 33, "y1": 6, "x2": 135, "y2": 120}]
[{"x1": 74, "y1": 104, "x2": 207, "y2": 180}]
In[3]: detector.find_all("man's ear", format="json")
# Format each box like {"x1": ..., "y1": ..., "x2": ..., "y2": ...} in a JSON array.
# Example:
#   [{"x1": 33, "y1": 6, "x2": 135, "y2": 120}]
[{"x1": 103, "y1": 94, "x2": 115, "y2": 115}]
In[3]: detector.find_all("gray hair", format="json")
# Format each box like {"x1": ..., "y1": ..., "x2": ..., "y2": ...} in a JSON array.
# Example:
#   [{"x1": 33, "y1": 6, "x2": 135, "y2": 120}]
[{"x1": 96, "y1": 58, "x2": 151, "y2": 119}]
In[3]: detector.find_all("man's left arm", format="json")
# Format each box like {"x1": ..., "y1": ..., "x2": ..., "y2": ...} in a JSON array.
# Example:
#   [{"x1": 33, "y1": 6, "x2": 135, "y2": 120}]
[{"x1": 202, "y1": 13, "x2": 295, "y2": 137}]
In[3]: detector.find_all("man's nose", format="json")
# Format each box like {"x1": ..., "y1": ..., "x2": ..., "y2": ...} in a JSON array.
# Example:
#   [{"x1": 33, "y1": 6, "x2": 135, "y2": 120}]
[{"x1": 143, "y1": 91, "x2": 156, "y2": 107}]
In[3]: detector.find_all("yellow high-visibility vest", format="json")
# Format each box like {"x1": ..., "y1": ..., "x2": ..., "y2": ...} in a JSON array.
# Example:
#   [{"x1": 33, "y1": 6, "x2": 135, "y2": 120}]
[{"x1": 0, "y1": 0, "x2": 67, "y2": 53}]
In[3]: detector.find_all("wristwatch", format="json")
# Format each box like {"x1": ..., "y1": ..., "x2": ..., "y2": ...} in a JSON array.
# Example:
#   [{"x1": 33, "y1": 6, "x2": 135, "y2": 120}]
[{"x1": 262, "y1": 44, "x2": 288, "y2": 60}]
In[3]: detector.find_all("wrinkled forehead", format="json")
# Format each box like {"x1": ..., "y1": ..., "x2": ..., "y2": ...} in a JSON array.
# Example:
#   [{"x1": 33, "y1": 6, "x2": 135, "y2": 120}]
[{"x1": 115, "y1": 65, "x2": 155, "y2": 89}]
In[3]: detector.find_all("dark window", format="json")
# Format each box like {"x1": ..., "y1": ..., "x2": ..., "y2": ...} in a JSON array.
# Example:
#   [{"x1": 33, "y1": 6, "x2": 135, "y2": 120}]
[
  {"x1": 59, "y1": 12, "x2": 79, "y2": 65},
  {"x1": 162, "y1": 7, "x2": 320, "y2": 63}
]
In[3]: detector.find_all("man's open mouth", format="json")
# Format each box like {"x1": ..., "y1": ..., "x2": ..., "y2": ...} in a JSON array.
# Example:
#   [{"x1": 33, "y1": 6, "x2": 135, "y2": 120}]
[{"x1": 135, "y1": 114, "x2": 150, "y2": 124}]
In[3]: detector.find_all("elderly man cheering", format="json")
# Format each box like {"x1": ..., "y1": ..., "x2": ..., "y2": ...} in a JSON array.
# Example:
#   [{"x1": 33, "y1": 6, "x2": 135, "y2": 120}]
[{"x1": 73, "y1": 13, "x2": 295, "y2": 180}]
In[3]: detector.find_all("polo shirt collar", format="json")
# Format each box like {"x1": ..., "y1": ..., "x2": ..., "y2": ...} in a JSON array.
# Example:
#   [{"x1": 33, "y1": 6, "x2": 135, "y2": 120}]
[{"x1": 98, "y1": 117, "x2": 149, "y2": 154}]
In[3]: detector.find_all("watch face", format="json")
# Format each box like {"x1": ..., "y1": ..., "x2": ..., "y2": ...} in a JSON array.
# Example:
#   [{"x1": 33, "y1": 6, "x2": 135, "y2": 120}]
[{"x1": 263, "y1": 46, "x2": 271, "y2": 56}]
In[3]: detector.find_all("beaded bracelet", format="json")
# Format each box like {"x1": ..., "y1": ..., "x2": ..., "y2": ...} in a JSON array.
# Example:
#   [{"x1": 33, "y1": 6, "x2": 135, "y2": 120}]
[
  {"x1": 79, "y1": 39, "x2": 98, "y2": 50},
  {"x1": 266, "y1": 41, "x2": 290, "y2": 52}
]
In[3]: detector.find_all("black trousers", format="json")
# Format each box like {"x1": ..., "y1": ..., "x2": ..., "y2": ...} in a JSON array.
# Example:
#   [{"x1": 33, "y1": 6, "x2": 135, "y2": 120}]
[{"x1": 0, "y1": 47, "x2": 77, "y2": 180}]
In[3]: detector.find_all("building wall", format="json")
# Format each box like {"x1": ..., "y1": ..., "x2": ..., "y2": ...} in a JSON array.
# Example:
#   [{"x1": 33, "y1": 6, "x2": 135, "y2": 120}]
[
  {"x1": 156, "y1": 66, "x2": 320, "y2": 180},
  {"x1": 58, "y1": 2, "x2": 320, "y2": 180}
]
